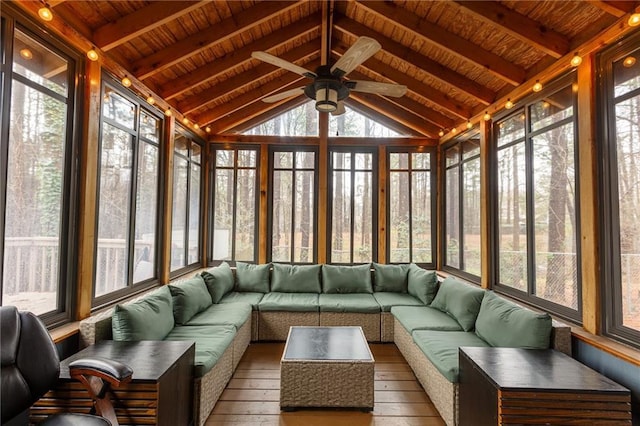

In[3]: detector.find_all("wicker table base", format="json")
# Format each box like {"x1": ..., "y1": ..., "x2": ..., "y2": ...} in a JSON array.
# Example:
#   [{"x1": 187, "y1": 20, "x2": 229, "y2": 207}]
[{"x1": 280, "y1": 326, "x2": 374, "y2": 411}]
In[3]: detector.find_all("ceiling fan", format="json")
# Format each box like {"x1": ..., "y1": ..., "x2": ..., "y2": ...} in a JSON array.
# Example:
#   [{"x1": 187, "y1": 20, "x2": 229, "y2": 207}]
[{"x1": 251, "y1": 36, "x2": 407, "y2": 115}]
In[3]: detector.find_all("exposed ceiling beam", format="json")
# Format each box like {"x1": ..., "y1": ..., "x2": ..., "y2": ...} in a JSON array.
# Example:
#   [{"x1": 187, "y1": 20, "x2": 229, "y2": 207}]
[
  {"x1": 451, "y1": 1, "x2": 569, "y2": 58},
  {"x1": 347, "y1": 70, "x2": 455, "y2": 129},
  {"x1": 49, "y1": 0, "x2": 67, "y2": 7},
  {"x1": 160, "y1": 14, "x2": 319, "y2": 100},
  {"x1": 132, "y1": 0, "x2": 302, "y2": 80},
  {"x1": 343, "y1": 98, "x2": 424, "y2": 138},
  {"x1": 334, "y1": 16, "x2": 495, "y2": 105},
  {"x1": 333, "y1": 43, "x2": 472, "y2": 119},
  {"x1": 356, "y1": 1, "x2": 525, "y2": 86},
  {"x1": 587, "y1": 1, "x2": 637, "y2": 17},
  {"x1": 178, "y1": 42, "x2": 318, "y2": 115},
  {"x1": 349, "y1": 92, "x2": 438, "y2": 137},
  {"x1": 321, "y1": 0, "x2": 334, "y2": 66},
  {"x1": 226, "y1": 96, "x2": 310, "y2": 134},
  {"x1": 93, "y1": 1, "x2": 209, "y2": 51}
]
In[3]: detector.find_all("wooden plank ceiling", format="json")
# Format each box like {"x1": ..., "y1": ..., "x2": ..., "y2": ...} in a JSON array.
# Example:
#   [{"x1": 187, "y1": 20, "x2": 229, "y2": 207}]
[{"x1": 48, "y1": 0, "x2": 632, "y2": 138}]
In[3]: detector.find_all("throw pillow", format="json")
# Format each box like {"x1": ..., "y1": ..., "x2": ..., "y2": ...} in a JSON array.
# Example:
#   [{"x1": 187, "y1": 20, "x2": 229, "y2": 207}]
[
  {"x1": 235, "y1": 262, "x2": 270, "y2": 293},
  {"x1": 373, "y1": 263, "x2": 409, "y2": 293},
  {"x1": 322, "y1": 263, "x2": 372, "y2": 293},
  {"x1": 168, "y1": 276, "x2": 212, "y2": 324},
  {"x1": 430, "y1": 276, "x2": 485, "y2": 331},
  {"x1": 201, "y1": 261, "x2": 235, "y2": 303},
  {"x1": 407, "y1": 263, "x2": 438, "y2": 304},
  {"x1": 112, "y1": 286, "x2": 174, "y2": 341},
  {"x1": 271, "y1": 263, "x2": 322, "y2": 293}
]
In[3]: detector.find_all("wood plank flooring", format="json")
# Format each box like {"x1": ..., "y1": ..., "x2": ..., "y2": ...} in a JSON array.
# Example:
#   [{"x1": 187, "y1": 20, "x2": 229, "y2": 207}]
[{"x1": 206, "y1": 343, "x2": 445, "y2": 425}]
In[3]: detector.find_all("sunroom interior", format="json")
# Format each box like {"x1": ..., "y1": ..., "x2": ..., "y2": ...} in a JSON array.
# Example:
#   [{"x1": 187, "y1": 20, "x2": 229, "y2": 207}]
[{"x1": 1, "y1": 0, "x2": 640, "y2": 424}]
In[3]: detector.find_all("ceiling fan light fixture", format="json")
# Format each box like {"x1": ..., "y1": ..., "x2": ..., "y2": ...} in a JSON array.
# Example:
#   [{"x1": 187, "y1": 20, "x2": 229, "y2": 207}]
[{"x1": 315, "y1": 85, "x2": 338, "y2": 112}]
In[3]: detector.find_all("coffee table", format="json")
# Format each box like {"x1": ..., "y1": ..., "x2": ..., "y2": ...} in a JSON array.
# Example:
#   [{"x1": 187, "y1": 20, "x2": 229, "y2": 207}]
[{"x1": 280, "y1": 326, "x2": 375, "y2": 411}]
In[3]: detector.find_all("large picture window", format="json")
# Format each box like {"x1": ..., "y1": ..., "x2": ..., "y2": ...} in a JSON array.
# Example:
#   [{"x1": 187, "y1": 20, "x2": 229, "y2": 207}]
[
  {"x1": 387, "y1": 148, "x2": 435, "y2": 265},
  {"x1": 211, "y1": 146, "x2": 259, "y2": 262},
  {"x1": 269, "y1": 147, "x2": 317, "y2": 263},
  {"x1": 0, "y1": 15, "x2": 80, "y2": 324},
  {"x1": 171, "y1": 128, "x2": 202, "y2": 272},
  {"x1": 329, "y1": 148, "x2": 377, "y2": 264},
  {"x1": 94, "y1": 78, "x2": 161, "y2": 301},
  {"x1": 443, "y1": 131, "x2": 481, "y2": 278},
  {"x1": 495, "y1": 75, "x2": 580, "y2": 320},
  {"x1": 599, "y1": 34, "x2": 640, "y2": 346}
]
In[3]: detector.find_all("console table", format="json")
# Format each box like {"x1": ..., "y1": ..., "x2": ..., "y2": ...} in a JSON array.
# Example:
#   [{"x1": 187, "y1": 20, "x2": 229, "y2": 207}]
[
  {"x1": 31, "y1": 340, "x2": 195, "y2": 426},
  {"x1": 459, "y1": 347, "x2": 631, "y2": 425}
]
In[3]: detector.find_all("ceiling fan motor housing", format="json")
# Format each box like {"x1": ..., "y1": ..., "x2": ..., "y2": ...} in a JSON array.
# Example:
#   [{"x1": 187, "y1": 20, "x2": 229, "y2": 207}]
[{"x1": 305, "y1": 65, "x2": 350, "y2": 112}]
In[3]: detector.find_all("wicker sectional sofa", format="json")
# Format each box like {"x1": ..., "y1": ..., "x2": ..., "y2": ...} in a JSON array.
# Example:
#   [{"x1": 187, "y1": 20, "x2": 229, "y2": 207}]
[{"x1": 78, "y1": 262, "x2": 571, "y2": 426}]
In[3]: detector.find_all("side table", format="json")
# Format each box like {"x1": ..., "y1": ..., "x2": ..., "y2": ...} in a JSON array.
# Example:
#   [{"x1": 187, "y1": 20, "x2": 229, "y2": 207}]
[
  {"x1": 459, "y1": 346, "x2": 631, "y2": 425},
  {"x1": 31, "y1": 340, "x2": 195, "y2": 426}
]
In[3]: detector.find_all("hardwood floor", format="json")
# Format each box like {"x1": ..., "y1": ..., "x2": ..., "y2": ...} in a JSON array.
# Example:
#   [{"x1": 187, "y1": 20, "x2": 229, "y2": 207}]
[{"x1": 205, "y1": 343, "x2": 445, "y2": 425}]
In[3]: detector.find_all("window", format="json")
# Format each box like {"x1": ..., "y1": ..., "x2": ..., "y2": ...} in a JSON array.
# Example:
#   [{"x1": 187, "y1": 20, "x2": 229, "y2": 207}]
[
  {"x1": 599, "y1": 33, "x2": 640, "y2": 345},
  {"x1": 329, "y1": 107, "x2": 403, "y2": 137},
  {"x1": 94, "y1": 78, "x2": 162, "y2": 301},
  {"x1": 171, "y1": 127, "x2": 203, "y2": 272},
  {"x1": 211, "y1": 146, "x2": 259, "y2": 262},
  {"x1": 443, "y1": 130, "x2": 481, "y2": 278},
  {"x1": 329, "y1": 148, "x2": 377, "y2": 264},
  {"x1": 244, "y1": 101, "x2": 318, "y2": 136},
  {"x1": 387, "y1": 148, "x2": 435, "y2": 265},
  {"x1": 269, "y1": 147, "x2": 317, "y2": 263},
  {"x1": 0, "y1": 13, "x2": 81, "y2": 324},
  {"x1": 494, "y1": 75, "x2": 580, "y2": 320}
]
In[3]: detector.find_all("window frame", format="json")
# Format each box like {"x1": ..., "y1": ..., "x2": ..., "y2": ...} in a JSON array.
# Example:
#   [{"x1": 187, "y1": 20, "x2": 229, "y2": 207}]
[
  {"x1": 492, "y1": 72, "x2": 582, "y2": 322},
  {"x1": 385, "y1": 146, "x2": 437, "y2": 267},
  {"x1": 0, "y1": 6, "x2": 82, "y2": 326},
  {"x1": 442, "y1": 129, "x2": 482, "y2": 282},
  {"x1": 209, "y1": 144, "x2": 260, "y2": 265},
  {"x1": 597, "y1": 30, "x2": 640, "y2": 347},
  {"x1": 93, "y1": 74, "x2": 164, "y2": 307},
  {"x1": 267, "y1": 145, "x2": 319, "y2": 264},
  {"x1": 328, "y1": 146, "x2": 378, "y2": 265}
]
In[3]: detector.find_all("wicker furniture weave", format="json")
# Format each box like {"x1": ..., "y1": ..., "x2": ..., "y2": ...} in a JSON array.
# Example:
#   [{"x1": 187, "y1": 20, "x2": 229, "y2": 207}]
[
  {"x1": 258, "y1": 311, "x2": 319, "y2": 341},
  {"x1": 380, "y1": 312, "x2": 395, "y2": 342},
  {"x1": 280, "y1": 326, "x2": 374, "y2": 411},
  {"x1": 319, "y1": 312, "x2": 381, "y2": 342},
  {"x1": 193, "y1": 344, "x2": 233, "y2": 426}
]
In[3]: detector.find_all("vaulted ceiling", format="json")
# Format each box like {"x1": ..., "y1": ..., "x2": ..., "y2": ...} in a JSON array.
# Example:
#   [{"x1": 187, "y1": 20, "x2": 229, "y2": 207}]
[{"x1": 40, "y1": 0, "x2": 637, "y2": 138}]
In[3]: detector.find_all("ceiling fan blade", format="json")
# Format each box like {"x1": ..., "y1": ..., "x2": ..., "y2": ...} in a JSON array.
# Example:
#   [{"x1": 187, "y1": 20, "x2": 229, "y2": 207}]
[
  {"x1": 331, "y1": 101, "x2": 346, "y2": 116},
  {"x1": 348, "y1": 80, "x2": 407, "y2": 97},
  {"x1": 331, "y1": 36, "x2": 381, "y2": 77},
  {"x1": 251, "y1": 51, "x2": 316, "y2": 78},
  {"x1": 261, "y1": 87, "x2": 305, "y2": 103}
]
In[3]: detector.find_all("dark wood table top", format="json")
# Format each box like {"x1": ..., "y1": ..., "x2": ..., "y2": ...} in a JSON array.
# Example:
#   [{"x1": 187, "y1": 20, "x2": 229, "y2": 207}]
[
  {"x1": 283, "y1": 326, "x2": 373, "y2": 361},
  {"x1": 60, "y1": 340, "x2": 195, "y2": 382},
  {"x1": 460, "y1": 346, "x2": 629, "y2": 394}
]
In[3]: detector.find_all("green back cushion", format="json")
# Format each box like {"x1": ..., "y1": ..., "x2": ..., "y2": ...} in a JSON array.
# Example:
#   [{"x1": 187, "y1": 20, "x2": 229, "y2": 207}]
[
  {"x1": 235, "y1": 262, "x2": 270, "y2": 293},
  {"x1": 168, "y1": 276, "x2": 213, "y2": 325},
  {"x1": 373, "y1": 263, "x2": 409, "y2": 293},
  {"x1": 112, "y1": 286, "x2": 175, "y2": 341},
  {"x1": 475, "y1": 291, "x2": 552, "y2": 349},
  {"x1": 430, "y1": 277, "x2": 485, "y2": 331},
  {"x1": 271, "y1": 263, "x2": 322, "y2": 293},
  {"x1": 407, "y1": 264, "x2": 438, "y2": 304},
  {"x1": 321, "y1": 264, "x2": 372, "y2": 294},
  {"x1": 201, "y1": 262, "x2": 235, "y2": 303}
]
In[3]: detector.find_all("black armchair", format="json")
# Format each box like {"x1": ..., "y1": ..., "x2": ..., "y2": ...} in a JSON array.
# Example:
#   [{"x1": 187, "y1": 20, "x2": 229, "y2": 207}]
[{"x1": 0, "y1": 306, "x2": 133, "y2": 425}]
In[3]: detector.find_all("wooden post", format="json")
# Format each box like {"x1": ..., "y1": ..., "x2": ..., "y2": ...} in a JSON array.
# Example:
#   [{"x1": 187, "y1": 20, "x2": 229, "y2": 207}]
[
  {"x1": 577, "y1": 55, "x2": 600, "y2": 333},
  {"x1": 479, "y1": 119, "x2": 491, "y2": 289},
  {"x1": 75, "y1": 59, "x2": 101, "y2": 319},
  {"x1": 317, "y1": 112, "x2": 328, "y2": 263},
  {"x1": 378, "y1": 145, "x2": 386, "y2": 263},
  {"x1": 200, "y1": 143, "x2": 209, "y2": 267},
  {"x1": 160, "y1": 116, "x2": 175, "y2": 284},
  {"x1": 259, "y1": 143, "x2": 269, "y2": 264},
  {"x1": 435, "y1": 145, "x2": 444, "y2": 270}
]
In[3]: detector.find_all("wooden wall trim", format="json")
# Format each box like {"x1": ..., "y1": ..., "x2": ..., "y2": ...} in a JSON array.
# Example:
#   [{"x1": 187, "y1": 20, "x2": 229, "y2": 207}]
[
  {"x1": 479, "y1": 119, "x2": 491, "y2": 289},
  {"x1": 378, "y1": 145, "x2": 386, "y2": 263},
  {"x1": 160, "y1": 116, "x2": 176, "y2": 284},
  {"x1": 572, "y1": 328, "x2": 640, "y2": 367},
  {"x1": 317, "y1": 113, "x2": 328, "y2": 263},
  {"x1": 210, "y1": 134, "x2": 436, "y2": 146},
  {"x1": 577, "y1": 54, "x2": 601, "y2": 334},
  {"x1": 75, "y1": 59, "x2": 101, "y2": 319},
  {"x1": 259, "y1": 144, "x2": 269, "y2": 264}
]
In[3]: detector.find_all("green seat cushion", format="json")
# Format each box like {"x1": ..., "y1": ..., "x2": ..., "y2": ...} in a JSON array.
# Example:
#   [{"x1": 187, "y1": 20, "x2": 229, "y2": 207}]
[
  {"x1": 165, "y1": 325, "x2": 236, "y2": 377},
  {"x1": 430, "y1": 277, "x2": 485, "y2": 331},
  {"x1": 168, "y1": 276, "x2": 212, "y2": 325},
  {"x1": 271, "y1": 263, "x2": 322, "y2": 293},
  {"x1": 475, "y1": 291, "x2": 552, "y2": 349},
  {"x1": 200, "y1": 262, "x2": 235, "y2": 303},
  {"x1": 374, "y1": 292, "x2": 423, "y2": 312},
  {"x1": 235, "y1": 262, "x2": 270, "y2": 293},
  {"x1": 412, "y1": 330, "x2": 490, "y2": 383},
  {"x1": 219, "y1": 292, "x2": 264, "y2": 309},
  {"x1": 258, "y1": 292, "x2": 319, "y2": 312},
  {"x1": 322, "y1": 264, "x2": 372, "y2": 294},
  {"x1": 407, "y1": 264, "x2": 438, "y2": 305},
  {"x1": 319, "y1": 293, "x2": 380, "y2": 313},
  {"x1": 112, "y1": 286, "x2": 174, "y2": 341},
  {"x1": 391, "y1": 306, "x2": 463, "y2": 333},
  {"x1": 186, "y1": 302, "x2": 252, "y2": 329},
  {"x1": 373, "y1": 263, "x2": 409, "y2": 293}
]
